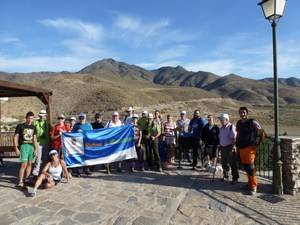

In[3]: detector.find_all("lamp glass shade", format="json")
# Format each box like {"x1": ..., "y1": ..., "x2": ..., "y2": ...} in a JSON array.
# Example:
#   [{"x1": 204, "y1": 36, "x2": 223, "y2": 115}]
[{"x1": 259, "y1": 0, "x2": 287, "y2": 20}]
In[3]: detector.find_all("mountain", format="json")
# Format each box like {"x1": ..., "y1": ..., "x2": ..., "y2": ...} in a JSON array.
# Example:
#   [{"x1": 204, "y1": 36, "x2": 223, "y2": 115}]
[
  {"x1": 78, "y1": 58, "x2": 154, "y2": 81},
  {"x1": 152, "y1": 66, "x2": 219, "y2": 88},
  {"x1": 260, "y1": 77, "x2": 300, "y2": 87},
  {"x1": 203, "y1": 74, "x2": 300, "y2": 104}
]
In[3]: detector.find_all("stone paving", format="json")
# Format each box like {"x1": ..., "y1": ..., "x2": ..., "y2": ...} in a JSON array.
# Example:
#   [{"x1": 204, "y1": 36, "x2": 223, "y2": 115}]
[{"x1": 0, "y1": 159, "x2": 300, "y2": 225}]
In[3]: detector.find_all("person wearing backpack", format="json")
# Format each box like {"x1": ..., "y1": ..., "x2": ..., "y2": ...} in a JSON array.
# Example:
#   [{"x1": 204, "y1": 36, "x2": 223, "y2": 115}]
[
  {"x1": 218, "y1": 113, "x2": 239, "y2": 184},
  {"x1": 236, "y1": 107, "x2": 265, "y2": 195}
]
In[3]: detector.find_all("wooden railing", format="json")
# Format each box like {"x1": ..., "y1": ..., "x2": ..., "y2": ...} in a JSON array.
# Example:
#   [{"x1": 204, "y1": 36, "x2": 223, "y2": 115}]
[{"x1": 0, "y1": 132, "x2": 17, "y2": 161}]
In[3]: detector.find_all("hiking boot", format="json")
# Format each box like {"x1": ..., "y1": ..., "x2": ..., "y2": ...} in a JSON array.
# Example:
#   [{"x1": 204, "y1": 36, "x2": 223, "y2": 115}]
[
  {"x1": 117, "y1": 167, "x2": 123, "y2": 173},
  {"x1": 191, "y1": 166, "x2": 197, "y2": 171},
  {"x1": 85, "y1": 168, "x2": 93, "y2": 175},
  {"x1": 221, "y1": 176, "x2": 229, "y2": 182},
  {"x1": 231, "y1": 178, "x2": 238, "y2": 185},
  {"x1": 16, "y1": 183, "x2": 25, "y2": 189},
  {"x1": 242, "y1": 183, "x2": 251, "y2": 190},
  {"x1": 158, "y1": 167, "x2": 163, "y2": 173},
  {"x1": 130, "y1": 167, "x2": 136, "y2": 173},
  {"x1": 72, "y1": 172, "x2": 81, "y2": 177},
  {"x1": 141, "y1": 167, "x2": 145, "y2": 172}
]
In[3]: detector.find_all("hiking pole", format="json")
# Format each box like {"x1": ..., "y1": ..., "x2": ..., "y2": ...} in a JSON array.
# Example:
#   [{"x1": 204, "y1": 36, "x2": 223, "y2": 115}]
[{"x1": 211, "y1": 147, "x2": 219, "y2": 182}]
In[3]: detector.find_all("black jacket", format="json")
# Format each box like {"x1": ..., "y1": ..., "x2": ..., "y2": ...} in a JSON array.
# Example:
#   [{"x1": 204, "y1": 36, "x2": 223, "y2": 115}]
[{"x1": 201, "y1": 124, "x2": 220, "y2": 146}]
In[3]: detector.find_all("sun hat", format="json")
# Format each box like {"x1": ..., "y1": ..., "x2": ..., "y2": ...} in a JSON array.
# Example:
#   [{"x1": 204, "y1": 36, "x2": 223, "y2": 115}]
[
  {"x1": 70, "y1": 116, "x2": 76, "y2": 120},
  {"x1": 132, "y1": 114, "x2": 139, "y2": 119},
  {"x1": 180, "y1": 110, "x2": 187, "y2": 115},
  {"x1": 38, "y1": 110, "x2": 47, "y2": 117},
  {"x1": 127, "y1": 107, "x2": 133, "y2": 112},
  {"x1": 49, "y1": 149, "x2": 58, "y2": 156},
  {"x1": 57, "y1": 114, "x2": 65, "y2": 119},
  {"x1": 148, "y1": 113, "x2": 154, "y2": 119},
  {"x1": 218, "y1": 113, "x2": 230, "y2": 120}
]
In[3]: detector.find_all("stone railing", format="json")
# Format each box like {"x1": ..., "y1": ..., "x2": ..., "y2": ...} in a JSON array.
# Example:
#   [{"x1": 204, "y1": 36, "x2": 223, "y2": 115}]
[{"x1": 281, "y1": 136, "x2": 300, "y2": 195}]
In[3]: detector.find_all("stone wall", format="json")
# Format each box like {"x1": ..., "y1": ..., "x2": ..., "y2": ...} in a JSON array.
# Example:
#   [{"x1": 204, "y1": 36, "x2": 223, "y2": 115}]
[{"x1": 281, "y1": 136, "x2": 300, "y2": 195}]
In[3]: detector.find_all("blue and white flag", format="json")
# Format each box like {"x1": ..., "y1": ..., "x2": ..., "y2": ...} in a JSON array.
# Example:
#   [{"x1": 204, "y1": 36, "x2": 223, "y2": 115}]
[{"x1": 62, "y1": 125, "x2": 137, "y2": 168}]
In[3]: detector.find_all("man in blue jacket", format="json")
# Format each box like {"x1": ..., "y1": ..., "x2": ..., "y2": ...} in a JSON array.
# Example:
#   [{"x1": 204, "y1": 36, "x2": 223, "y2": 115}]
[{"x1": 188, "y1": 110, "x2": 207, "y2": 170}]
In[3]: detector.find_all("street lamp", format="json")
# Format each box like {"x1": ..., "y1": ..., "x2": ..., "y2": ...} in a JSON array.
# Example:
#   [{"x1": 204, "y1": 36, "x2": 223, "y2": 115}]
[{"x1": 258, "y1": 0, "x2": 287, "y2": 195}]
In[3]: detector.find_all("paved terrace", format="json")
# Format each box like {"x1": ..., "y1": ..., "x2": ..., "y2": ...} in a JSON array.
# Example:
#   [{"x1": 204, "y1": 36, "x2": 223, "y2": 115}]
[{"x1": 0, "y1": 159, "x2": 300, "y2": 225}]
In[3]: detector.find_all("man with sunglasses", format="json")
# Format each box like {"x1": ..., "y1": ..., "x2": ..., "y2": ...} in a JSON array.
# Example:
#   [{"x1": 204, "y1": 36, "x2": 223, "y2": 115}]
[{"x1": 71, "y1": 112, "x2": 93, "y2": 176}]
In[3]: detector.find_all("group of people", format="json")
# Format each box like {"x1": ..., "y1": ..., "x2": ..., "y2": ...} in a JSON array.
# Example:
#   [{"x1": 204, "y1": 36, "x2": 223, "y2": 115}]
[{"x1": 13, "y1": 106, "x2": 264, "y2": 197}]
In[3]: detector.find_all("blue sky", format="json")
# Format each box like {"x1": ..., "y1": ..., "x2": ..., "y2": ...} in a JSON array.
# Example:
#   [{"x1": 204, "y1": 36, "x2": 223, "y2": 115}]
[{"x1": 0, "y1": 0, "x2": 299, "y2": 79}]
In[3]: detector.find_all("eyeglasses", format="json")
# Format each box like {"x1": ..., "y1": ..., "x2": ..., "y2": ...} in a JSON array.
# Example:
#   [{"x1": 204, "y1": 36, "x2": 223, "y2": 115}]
[{"x1": 79, "y1": 117, "x2": 85, "y2": 120}]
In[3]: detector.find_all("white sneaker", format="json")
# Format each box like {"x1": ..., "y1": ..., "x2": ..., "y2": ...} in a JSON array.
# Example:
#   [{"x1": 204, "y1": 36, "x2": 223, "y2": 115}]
[
  {"x1": 29, "y1": 190, "x2": 36, "y2": 197},
  {"x1": 250, "y1": 188, "x2": 257, "y2": 196}
]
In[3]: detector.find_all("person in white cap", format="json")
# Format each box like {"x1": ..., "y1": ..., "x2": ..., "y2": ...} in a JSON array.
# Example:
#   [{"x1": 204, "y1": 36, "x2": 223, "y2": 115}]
[
  {"x1": 72, "y1": 112, "x2": 93, "y2": 133},
  {"x1": 123, "y1": 106, "x2": 134, "y2": 125},
  {"x1": 50, "y1": 114, "x2": 71, "y2": 156},
  {"x1": 29, "y1": 149, "x2": 70, "y2": 197},
  {"x1": 69, "y1": 116, "x2": 77, "y2": 130},
  {"x1": 105, "y1": 112, "x2": 123, "y2": 173},
  {"x1": 105, "y1": 111, "x2": 123, "y2": 128},
  {"x1": 144, "y1": 113, "x2": 162, "y2": 172},
  {"x1": 218, "y1": 113, "x2": 239, "y2": 184},
  {"x1": 32, "y1": 110, "x2": 50, "y2": 176},
  {"x1": 176, "y1": 111, "x2": 191, "y2": 168}
]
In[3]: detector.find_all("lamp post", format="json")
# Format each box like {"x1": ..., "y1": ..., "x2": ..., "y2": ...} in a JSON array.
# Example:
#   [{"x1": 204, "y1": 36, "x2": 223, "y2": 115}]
[{"x1": 258, "y1": 0, "x2": 287, "y2": 195}]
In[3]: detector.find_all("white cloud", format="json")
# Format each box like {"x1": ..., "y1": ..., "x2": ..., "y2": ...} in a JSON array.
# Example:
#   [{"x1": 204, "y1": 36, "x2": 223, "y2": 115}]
[
  {"x1": 113, "y1": 14, "x2": 197, "y2": 47},
  {"x1": 39, "y1": 18, "x2": 103, "y2": 41},
  {"x1": 0, "y1": 18, "x2": 115, "y2": 72}
]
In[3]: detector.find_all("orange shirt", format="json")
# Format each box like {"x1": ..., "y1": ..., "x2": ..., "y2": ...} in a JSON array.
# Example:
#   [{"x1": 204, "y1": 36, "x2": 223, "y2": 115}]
[{"x1": 50, "y1": 123, "x2": 71, "y2": 150}]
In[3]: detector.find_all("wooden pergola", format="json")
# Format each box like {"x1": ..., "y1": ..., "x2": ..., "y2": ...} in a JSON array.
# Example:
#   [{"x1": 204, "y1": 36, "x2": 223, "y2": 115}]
[
  {"x1": 0, "y1": 79, "x2": 53, "y2": 123},
  {"x1": 0, "y1": 80, "x2": 53, "y2": 164}
]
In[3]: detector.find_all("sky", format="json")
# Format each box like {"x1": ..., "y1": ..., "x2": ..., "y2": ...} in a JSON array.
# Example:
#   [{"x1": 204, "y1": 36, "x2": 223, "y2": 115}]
[{"x1": 0, "y1": 0, "x2": 299, "y2": 79}]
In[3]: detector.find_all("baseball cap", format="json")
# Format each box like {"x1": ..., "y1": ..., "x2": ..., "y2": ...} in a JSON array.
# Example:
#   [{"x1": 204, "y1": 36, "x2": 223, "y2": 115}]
[
  {"x1": 218, "y1": 113, "x2": 229, "y2": 120},
  {"x1": 142, "y1": 110, "x2": 148, "y2": 115},
  {"x1": 148, "y1": 113, "x2": 154, "y2": 119},
  {"x1": 70, "y1": 116, "x2": 76, "y2": 121},
  {"x1": 57, "y1": 114, "x2": 65, "y2": 119},
  {"x1": 49, "y1": 149, "x2": 58, "y2": 156},
  {"x1": 180, "y1": 110, "x2": 187, "y2": 115},
  {"x1": 79, "y1": 112, "x2": 86, "y2": 118},
  {"x1": 38, "y1": 110, "x2": 47, "y2": 117},
  {"x1": 112, "y1": 111, "x2": 119, "y2": 116},
  {"x1": 132, "y1": 114, "x2": 139, "y2": 119}
]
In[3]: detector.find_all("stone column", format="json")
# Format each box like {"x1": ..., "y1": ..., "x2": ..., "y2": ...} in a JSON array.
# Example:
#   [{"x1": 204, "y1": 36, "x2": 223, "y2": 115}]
[{"x1": 280, "y1": 137, "x2": 300, "y2": 195}]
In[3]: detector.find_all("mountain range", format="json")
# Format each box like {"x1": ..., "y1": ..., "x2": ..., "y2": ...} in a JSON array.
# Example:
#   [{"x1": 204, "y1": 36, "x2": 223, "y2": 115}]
[{"x1": 0, "y1": 58, "x2": 300, "y2": 118}]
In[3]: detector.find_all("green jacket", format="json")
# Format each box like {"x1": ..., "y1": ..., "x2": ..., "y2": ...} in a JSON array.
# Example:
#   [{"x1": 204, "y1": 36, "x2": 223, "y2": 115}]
[{"x1": 33, "y1": 120, "x2": 50, "y2": 144}]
